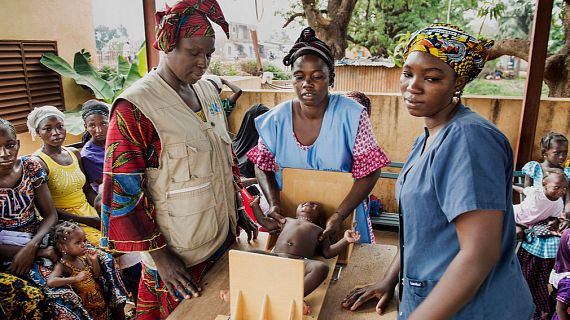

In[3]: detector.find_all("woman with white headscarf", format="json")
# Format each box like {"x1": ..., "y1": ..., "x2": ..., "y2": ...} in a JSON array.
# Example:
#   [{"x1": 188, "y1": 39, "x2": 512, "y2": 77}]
[{"x1": 27, "y1": 106, "x2": 101, "y2": 246}]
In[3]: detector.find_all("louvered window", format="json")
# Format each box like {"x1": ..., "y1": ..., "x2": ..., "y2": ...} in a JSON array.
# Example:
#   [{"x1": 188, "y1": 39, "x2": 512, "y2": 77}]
[{"x1": 0, "y1": 41, "x2": 64, "y2": 132}]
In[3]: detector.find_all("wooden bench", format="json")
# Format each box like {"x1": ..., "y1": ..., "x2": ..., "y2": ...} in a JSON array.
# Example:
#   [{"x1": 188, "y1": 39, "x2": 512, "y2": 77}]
[{"x1": 371, "y1": 162, "x2": 525, "y2": 229}]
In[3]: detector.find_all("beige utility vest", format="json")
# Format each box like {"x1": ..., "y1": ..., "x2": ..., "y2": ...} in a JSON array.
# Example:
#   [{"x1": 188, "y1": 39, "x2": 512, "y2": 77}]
[{"x1": 115, "y1": 70, "x2": 237, "y2": 269}]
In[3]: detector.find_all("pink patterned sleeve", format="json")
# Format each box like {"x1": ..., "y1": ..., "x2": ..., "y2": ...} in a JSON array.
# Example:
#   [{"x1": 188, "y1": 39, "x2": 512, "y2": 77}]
[
  {"x1": 247, "y1": 138, "x2": 279, "y2": 172},
  {"x1": 352, "y1": 110, "x2": 390, "y2": 179}
]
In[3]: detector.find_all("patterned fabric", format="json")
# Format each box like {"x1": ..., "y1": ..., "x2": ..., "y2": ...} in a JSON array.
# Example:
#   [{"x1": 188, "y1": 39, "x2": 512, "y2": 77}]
[
  {"x1": 518, "y1": 248, "x2": 556, "y2": 320},
  {"x1": 247, "y1": 110, "x2": 389, "y2": 179},
  {"x1": 101, "y1": 99, "x2": 164, "y2": 252},
  {"x1": 221, "y1": 98, "x2": 232, "y2": 116},
  {"x1": 522, "y1": 233, "x2": 561, "y2": 259},
  {"x1": 0, "y1": 157, "x2": 46, "y2": 234},
  {"x1": 283, "y1": 27, "x2": 335, "y2": 85},
  {"x1": 522, "y1": 161, "x2": 570, "y2": 188},
  {"x1": 553, "y1": 277, "x2": 570, "y2": 320},
  {"x1": 35, "y1": 149, "x2": 100, "y2": 247},
  {"x1": 29, "y1": 247, "x2": 127, "y2": 320},
  {"x1": 102, "y1": 99, "x2": 241, "y2": 252},
  {"x1": 60, "y1": 256, "x2": 108, "y2": 320},
  {"x1": 0, "y1": 272, "x2": 53, "y2": 320},
  {"x1": 135, "y1": 231, "x2": 234, "y2": 320},
  {"x1": 404, "y1": 24, "x2": 494, "y2": 82},
  {"x1": 154, "y1": 0, "x2": 229, "y2": 52}
]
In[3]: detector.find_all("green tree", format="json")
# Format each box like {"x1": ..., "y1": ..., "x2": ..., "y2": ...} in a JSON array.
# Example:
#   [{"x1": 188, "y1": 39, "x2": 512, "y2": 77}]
[{"x1": 94, "y1": 25, "x2": 129, "y2": 50}]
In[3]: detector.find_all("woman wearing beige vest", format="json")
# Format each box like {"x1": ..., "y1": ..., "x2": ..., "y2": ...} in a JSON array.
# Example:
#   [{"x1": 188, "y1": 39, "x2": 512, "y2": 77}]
[{"x1": 100, "y1": 1, "x2": 256, "y2": 318}]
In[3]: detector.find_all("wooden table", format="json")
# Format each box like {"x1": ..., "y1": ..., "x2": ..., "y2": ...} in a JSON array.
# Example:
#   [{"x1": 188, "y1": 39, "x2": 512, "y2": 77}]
[{"x1": 167, "y1": 233, "x2": 398, "y2": 320}]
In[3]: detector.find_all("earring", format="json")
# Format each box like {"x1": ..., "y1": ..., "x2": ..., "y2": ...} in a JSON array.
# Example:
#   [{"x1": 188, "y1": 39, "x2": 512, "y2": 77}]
[{"x1": 452, "y1": 91, "x2": 461, "y2": 105}]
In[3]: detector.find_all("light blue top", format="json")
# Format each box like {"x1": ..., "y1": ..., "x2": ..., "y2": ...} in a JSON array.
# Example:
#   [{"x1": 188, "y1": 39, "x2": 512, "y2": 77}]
[
  {"x1": 255, "y1": 94, "x2": 362, "y2": 189},
  {"x1": 522, "y1": 161, "x2": 570, "y2": 188},
  {"x1": 395, "y1": 104, "x2": 534, "y2": 319}
]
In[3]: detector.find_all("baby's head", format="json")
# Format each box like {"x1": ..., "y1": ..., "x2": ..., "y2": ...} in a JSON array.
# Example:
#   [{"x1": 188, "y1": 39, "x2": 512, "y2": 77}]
[
  {"x1": 53, "y1": 221, "x2": 88, "y2": 258},
  {"x1": 543, "y1": 168, "x2": 569, "y2": 201},
  {"x1": 540, "y1": 132, "x2": 568, "y2": 168},
  {"x1": 295, "y1": 202, "x2": 324, "y2": 227}
]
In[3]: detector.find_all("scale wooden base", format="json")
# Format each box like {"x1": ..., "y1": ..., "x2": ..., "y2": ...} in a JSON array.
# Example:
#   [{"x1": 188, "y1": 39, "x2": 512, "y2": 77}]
[{"x1": 167, "y1": 169, "x2": 398, "y2": 320}]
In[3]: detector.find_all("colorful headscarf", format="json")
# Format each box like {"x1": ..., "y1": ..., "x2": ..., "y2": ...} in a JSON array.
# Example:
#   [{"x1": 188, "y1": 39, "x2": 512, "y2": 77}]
[
  {"x1": 154, "y1": 0, "x2": 229, "y2": 53},
  {"x1": 283, "y1": 27, "x2": 335, "y2": 86},
  {"x1": 404, "y1": 24, "x2": 494, "y2": 82},
  {"x1": 26, "y1": 106, "x2": 65, "y2": 141}
]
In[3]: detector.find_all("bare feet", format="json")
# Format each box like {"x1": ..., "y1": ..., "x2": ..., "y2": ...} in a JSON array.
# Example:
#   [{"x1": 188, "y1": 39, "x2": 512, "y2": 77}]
[
  {"x1": 303, "y1": 301, "x2": 311, "y2": 315},
  {"x1": 219, "y1": 289, "x2": 230, "y2": 302}
]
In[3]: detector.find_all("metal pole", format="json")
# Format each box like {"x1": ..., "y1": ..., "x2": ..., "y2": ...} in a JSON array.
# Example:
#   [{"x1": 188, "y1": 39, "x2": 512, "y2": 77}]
[
  {"x1": 514, "y1": 0, "x2": 554, "y2": 169},
  {"x1": 143, "y1": 0, "x2": 160, "y2": 70}
]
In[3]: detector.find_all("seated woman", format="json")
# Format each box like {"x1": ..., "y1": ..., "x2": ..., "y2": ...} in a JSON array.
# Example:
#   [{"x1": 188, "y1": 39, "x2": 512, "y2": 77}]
[
  {"x1": 26, "y1": 106, "x2": 101, "y2": 246},
  {"x1": 0, "y1": 118, "x2": 127, "y2": 319},
  {"x1": 79, "y1": 100, "x2": 109, "y2": 192},
  {"x1": 247, "y1": 27, "x2": 390, "y2": 243},
  {"x1": 79, "y1": 100, "x2": 142, "y2": 304}
]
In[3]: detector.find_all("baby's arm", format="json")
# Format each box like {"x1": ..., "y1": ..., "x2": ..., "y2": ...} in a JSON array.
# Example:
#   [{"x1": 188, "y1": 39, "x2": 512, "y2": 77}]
[
  {"x1": 321, "y1": 230, "x2": 360, "y2": 259},
  {"x1": 249, "y1": 196, "x2": 283, "y2": 232},
  {"x1": 512, "y1": 185, "x2": 524, "y2": 194},
  {"x1": 47, "y1": 262, "x2": 88, "y2": 287},
  {"x1": 87, "y1": 252, "x2": 101, "y2": 278}
]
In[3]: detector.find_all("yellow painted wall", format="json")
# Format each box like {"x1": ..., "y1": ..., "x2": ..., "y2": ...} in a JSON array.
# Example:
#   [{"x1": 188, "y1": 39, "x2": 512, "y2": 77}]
[
  {"x1": 0, "y1": 0, "x2": 96, "y2": 112},
  {"x1": 225, "y1": 90, "x2": 570, "y2": 212}
]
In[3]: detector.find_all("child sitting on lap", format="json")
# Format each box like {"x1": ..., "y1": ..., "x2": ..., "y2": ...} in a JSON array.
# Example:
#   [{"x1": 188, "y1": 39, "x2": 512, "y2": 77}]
[
  {"x1": 514, "y1": 168, "x2": 568, "y2": 229},
  {"x1": 47, "y1": 221, "x2": 119, "y2": 320}
]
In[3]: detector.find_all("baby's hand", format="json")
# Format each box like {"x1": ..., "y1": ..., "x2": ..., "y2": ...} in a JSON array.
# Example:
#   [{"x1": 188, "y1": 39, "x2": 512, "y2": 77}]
[
  {"x1": 75, "y1": 271, "x2": 89, "y2": 283},
  {"x1": 249, "y1": 195, "x2": 260, "y2": 208},
  {"x1": 344, "y1": 230, "x2": 360, "y2": 243}
]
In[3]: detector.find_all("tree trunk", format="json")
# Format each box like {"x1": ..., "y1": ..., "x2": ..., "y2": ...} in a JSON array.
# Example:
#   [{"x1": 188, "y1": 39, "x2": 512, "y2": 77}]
[{"x1": 299, "y1": 0, "x2": 357, "y2": 59}]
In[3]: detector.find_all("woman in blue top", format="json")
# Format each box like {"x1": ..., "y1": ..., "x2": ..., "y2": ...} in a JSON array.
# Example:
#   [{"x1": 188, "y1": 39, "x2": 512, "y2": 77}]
[
  {"x1": 342, "y1": 24, "x2": 534, "y2": 319},
  {"x1": 247, "y1": 27, "x2": 390, "y2": 243}
]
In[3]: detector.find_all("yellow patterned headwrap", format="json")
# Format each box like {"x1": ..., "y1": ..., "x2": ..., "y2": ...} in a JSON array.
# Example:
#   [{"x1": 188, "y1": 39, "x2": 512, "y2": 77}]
[{"x1": 404, "y1": 24, "x2": 494, "y2": 82}]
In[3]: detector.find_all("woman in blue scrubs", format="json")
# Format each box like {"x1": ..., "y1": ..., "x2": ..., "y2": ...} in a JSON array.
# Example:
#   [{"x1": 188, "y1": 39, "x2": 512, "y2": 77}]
[{"x1": 342, "y1": 24, "x2": 534, "y2": 319}]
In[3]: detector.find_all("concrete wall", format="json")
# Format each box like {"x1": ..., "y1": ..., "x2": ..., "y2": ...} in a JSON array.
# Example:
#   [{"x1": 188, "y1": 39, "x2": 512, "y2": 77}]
[
  {"x1": 0, "y1": 0, "x2": 96, "y2": 111},
  {"x1": 1, "y1": 0, "x2": 96, "y2": 155},
  {"x1": 225, "y1": 90, "x2": 570, "y2": 212}
]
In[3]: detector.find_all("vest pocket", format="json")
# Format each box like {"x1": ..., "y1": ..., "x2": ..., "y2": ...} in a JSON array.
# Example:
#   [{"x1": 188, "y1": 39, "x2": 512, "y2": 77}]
[
  {"x1": 166, "y1": 143, "x2": 191, "y2": 182},
  {"x1": 166, "y1": 182, "x2": 219, "y2": 250},
  {"x1": 186, "y1": 138, "x2": 214, "y2": 178}
]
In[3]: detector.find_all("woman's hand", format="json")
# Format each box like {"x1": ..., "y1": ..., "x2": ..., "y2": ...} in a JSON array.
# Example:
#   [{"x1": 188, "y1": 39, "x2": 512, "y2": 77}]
[
  {"x1": 9, "y1": 243, "x2": 38, "y2": 276},
  {"x1": 237, "y1": 208, "x2": 258, "y2": 242},
  {"x1": 341, "y1": 279, "x2": 395, "y2": 314},
  {"x1": 74, "y1": 271, "x2": 89, "y2": 283},
  {"x1": 38, "y1": 246, "x2": 60, "y2": 262},
  {"x1": 320, "y1": 212, "x2": 343, "y2": 241},
  {"x1": 257, "y1": 205, "x2": 285, "y2": 234},
  {"x1": 150, "y1": 247, "x2": 200, "y2": 301}
]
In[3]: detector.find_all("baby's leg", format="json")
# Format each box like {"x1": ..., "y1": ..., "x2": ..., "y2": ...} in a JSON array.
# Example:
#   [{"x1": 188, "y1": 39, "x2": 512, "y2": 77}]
[{"x1": 303, "y1": 259, "x2": 329, "y2": 296}]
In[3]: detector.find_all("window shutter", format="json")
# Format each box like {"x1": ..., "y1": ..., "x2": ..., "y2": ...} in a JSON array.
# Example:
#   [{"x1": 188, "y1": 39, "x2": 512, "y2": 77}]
[{"x1": 0, "y1": 41, "x2": 64, "y2": 133}]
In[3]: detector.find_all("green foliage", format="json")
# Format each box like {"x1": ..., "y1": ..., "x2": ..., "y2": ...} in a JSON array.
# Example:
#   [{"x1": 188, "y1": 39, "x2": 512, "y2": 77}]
[
  {"x1": 94, "y1": 25, "x2": 128, "y2": 50},
  {"x1": 476, "y1": 0, "x2": 505, "y2": 36},
  {"x1": 263, "y1": 63, "x2": 291, "y2": 80},
  {"x1": 239, "y1": 59, "x2": 261, "y2": 75},
  {"x1": 347, "y1": 0, "x2": 478, "y2": 57},
  {"x1": 463, "y1": 78, "x2": 549, "y2": 97},
  {"x1": 40, "y1": 44, "x2": 147, "y2": 103}
]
